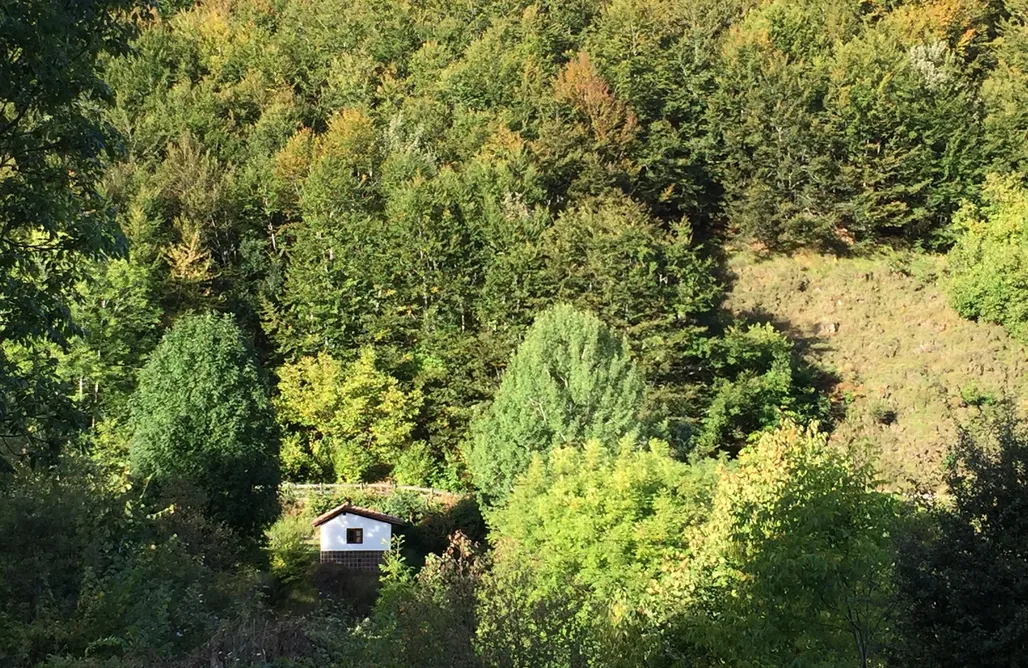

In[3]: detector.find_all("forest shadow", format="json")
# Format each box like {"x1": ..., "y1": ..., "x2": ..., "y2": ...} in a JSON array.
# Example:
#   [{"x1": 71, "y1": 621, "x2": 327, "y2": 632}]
[{"x1": 399, "y1": 496, "x2": 488, "y2": 569}]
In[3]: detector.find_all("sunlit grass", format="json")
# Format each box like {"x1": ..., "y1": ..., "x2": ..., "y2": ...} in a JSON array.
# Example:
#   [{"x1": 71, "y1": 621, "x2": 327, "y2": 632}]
[{"x1": 726, "y1": 249, "x2": 1028, "y2": 492}]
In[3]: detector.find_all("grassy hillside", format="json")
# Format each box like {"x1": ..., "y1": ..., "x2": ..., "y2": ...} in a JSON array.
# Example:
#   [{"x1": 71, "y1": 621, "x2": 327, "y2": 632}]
[{"x1": 726, "y1": 251, "x2": 1028, "y2": 491}]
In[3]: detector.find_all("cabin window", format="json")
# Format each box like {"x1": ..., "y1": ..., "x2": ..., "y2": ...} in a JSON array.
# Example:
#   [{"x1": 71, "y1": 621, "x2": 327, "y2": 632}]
[{"x1": 346, "y1": 528, "x2": 363, "y2": 544}]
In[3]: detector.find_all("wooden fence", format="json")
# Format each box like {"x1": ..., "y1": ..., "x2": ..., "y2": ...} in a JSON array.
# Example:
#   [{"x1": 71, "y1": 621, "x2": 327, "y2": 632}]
[{"x1": 282, "y1": 482, "x2": 465, "y2": 503}]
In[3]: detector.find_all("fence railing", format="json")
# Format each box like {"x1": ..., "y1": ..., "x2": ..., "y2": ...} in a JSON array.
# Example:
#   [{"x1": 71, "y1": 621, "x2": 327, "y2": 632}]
[{"x1": 282, "y1": 482, "x2": 465, "y2": 502}]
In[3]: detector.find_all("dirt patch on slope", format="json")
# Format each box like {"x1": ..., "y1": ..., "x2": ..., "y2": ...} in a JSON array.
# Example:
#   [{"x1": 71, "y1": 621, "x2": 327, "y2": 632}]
[{"x1": 726, "y1": 251, "x2": 1028, "y2": 490}]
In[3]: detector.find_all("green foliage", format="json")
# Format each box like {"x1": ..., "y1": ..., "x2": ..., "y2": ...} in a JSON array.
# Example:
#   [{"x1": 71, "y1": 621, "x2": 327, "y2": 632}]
[
  {"x1": 959, "y1": 382, "x2": 998, "y2": 407},
  {"x1": 869, "y1": 400, "x2": 898, "y2": 425},
  {"x1": 895, "y1": 408, "x2": 1028, "y2": 667},
  {"x1": 9, "y1": 0, "x2": 1028, "y2": 664},
  {"x1": 823, "y1": 6, "x2": 988, "y2": 245},
  {"x1": 657, "y1": 422, "x2": 900, "y2": 666},
  {"x1": 710, "y1": 0, "x2": 989, "y2": 248},
  {"x1": 370, "y1": 533, "x2": 484, "y2": 668},
  {"x1": 0, "y1": 458, "x2": 250, "y2": 666},
  {"x1": 57, "y1": 260, "x2": 163, "y2": 425},
  {"x1": 475, "y1": 554, "x2": 606, "y2": 668},
  {"x1": 490, "y1": 439, "x2": 717, "y2": 605},
  {"x1": 128, "y1": 312, "x2": 280, "y2": 543},
  {"x1": 275, "y1": 348, "x2": 426, "y2": 483},
  {"x1": 96, "y1": 0, "x2": 727, "y2": 486},
  {"x1": 465, "y1": 305, "x2": 646, "y2": 501},
  {"x1": 478, "y1": 193, "x2": 720, "y2": 425},
  {"x1": 983, "y1": 0, "x2": 1028, "y2": 174},
  {"x1": 481, "y1": 438, "x2": 718, "y2": 666},
  {"x1": 266, "y1": 513, "x2": 316, "y2": 586},
  {"x1": 583, "y1": 0, "x2": 745, "y2": 218},
  {"x1": 947, "y1": 173, "x2": 1028, "y2": 341},
  {"x1": 0, "y1": 0, "x2": 136, "y2": 468},
  {"x1": 697, "y1": 323, "x2": 831, "y2": 455}
]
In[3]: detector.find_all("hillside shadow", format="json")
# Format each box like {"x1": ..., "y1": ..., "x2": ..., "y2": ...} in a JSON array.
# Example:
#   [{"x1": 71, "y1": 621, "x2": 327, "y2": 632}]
[{"x1": 398, "y1": 496, "x2": 487, "y2": 569}]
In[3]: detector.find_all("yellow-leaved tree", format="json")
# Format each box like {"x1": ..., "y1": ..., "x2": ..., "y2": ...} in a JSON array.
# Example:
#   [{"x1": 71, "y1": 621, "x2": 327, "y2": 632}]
[
  {"x1": 275, "y1": 347, "x2": 429, "y2": 483},
  {"x1": 654, "y1": 422, "x2": 900, "y2": 667}
]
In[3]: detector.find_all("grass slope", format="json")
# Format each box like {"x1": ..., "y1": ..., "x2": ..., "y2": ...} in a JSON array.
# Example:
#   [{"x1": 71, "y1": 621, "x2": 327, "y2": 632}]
[{"x1": 726, "y1": 251, "x2": 1028, "y2": 490}]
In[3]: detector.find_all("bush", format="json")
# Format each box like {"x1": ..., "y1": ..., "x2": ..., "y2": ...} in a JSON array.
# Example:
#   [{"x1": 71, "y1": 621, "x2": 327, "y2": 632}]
[
  {"x1": 696, "y1": 324, "x2": 830, "y2": 455},
  {"x1": 267, "y1": 514, "x2": 316, "y2": 586},
  {"x1": 369, "y1": 533, "x2": 484, "y2": 668},
  {"x1": 869, "y1": 400, "x2": 897, "y2": 425},
  {"x1": 959, "y1": 383, "x2": 999, "y2": 408},
  {"x1": 128, "y1": 312, "x2": 280, "y2": 546},
  {"x1": 947, "y1": 173, "x2": 1028, "y2": 342},
  {"x1": 0, "y1": 458, "x2": 253, "y2": 666}
]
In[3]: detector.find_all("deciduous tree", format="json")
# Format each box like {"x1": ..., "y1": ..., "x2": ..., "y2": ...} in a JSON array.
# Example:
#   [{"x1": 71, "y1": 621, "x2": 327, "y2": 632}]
[
  {"x1": 0, "y1": 0, "x2": 136, "y2": 468},
  {"x1": 129, "y1": 312, "x2": 280, "y2": 543}
]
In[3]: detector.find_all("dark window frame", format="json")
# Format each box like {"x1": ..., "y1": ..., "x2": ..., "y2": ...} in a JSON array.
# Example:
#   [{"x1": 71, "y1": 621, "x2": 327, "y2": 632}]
[{"x1": 346, "y1": 528, "x2": 363, "y2": 544}]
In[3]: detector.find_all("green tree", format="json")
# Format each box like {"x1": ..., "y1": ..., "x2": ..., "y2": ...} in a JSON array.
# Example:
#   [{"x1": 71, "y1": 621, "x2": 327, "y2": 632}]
[
  {"x1": 983, "y1": 0, "x2": 1028, "y2": 174},
  {"x1": 584, "y1": 0, "x2": 746, "y2": 220},
  {"x1": 465, "y1": 305, "x2": 646, "y2": 501},
  {"x1": 275, "y1": 348, "x2": 427, "y2": 483},
  {"x1": 947, "y1": 173, "x2": 1028, "y2": 341},
  {"x1": 0, "y1": 454, "x2": 249, "y2": 665},
  {"x1": 481, "y1": 438, "x2": 719, "y2": 666},
  {"x1": 57, "y1": 259, "x2": 162, "y2": 426},
  {"x1": 478, "y1": 194, "x2": 719, "y2": 423},
  {"x1": 895, "y1": 409, "x2": 1028, "y2": 667},
  {"x1": 696, "y1": 323, "x2": 830, "y2": 455},
  {"x1": 475, "y1": 553, "x2": 604, "y2": 668},
  {"x1": 709, "y1": 0, "x2": 855, "y2": 248},
  {"x1": 0, "y1": 0, "x2": 136, "y2": 468},
  {"x1": 490, "y1": 439, "x2": 716, "y2": 606},
  {"x1": 710, "y1": 0, "x2": 989, "y2": 248},
  {"x1": 823, "y1": 5, "x2": 987, "y2": 245},
  {"x1": 128, "y1": 312, "x2": 280, "y2": 543},
  {"x1": 657, "y1": 422, "x2": 899, "y2": 667}
]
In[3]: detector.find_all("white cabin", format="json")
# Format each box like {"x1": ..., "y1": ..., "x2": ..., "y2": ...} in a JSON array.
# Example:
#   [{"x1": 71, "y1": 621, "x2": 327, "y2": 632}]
[{"x1": 311, "y1": 502, "x2": 405, "y2": 570}]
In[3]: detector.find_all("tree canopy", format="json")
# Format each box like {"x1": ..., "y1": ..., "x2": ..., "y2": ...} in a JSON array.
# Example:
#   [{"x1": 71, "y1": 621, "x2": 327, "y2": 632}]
[
  {"x1": 129, "y1": 312, "x2": 280, "y2": 543},
  {"x1": 0, "y1": 0, "x2": 136, "y2": 469},
  {"x1": 465, "y1": 304, "x2": 647, "y2": 501}
]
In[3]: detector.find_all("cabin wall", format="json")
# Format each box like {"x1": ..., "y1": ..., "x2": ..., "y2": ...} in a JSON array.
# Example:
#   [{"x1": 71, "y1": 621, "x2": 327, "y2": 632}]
[{"x1": 319, "y1": 513, "x2": 392, "y2": 551}]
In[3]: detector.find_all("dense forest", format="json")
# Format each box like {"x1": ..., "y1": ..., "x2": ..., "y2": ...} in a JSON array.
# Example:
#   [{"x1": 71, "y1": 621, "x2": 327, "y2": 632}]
[{"x1": 4, "y1": 0, "x2": 1028, "y2": 665}]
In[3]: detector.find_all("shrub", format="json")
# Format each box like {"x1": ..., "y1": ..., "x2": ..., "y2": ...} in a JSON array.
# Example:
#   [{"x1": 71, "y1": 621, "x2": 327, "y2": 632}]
[
  {"x1": 657, "y1": 422, "x2": 900, "y2": 665},
  {"x1": 869, "y1": 400, "x2": 897, "y2": 425},
  {"x1": 128, "y1": 312, "x2": 280, "y2": 545},
  {"x1": 959, "y1": 383, "x2": 999, "y2": 408},
  {"x1": 696, "y1": 324, "x2": 830, "y2": 454},
  {"x1": 947, "y1": 173, "x2": 1028, "y2": 343},
  {"x1": 267, "y1": 514, "x2": 316, "y2": 586}
]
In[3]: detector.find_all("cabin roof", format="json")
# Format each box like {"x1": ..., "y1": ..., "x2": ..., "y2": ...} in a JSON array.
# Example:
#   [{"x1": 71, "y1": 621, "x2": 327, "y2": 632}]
[{"x1": 311, "y1": 502, "x2": 406, "y2": 528}]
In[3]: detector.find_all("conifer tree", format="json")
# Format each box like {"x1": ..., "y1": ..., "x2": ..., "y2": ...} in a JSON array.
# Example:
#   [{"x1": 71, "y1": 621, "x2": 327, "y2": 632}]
[{"x1": 465, "y1": 304, "x2": 645, "y2": 501}]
